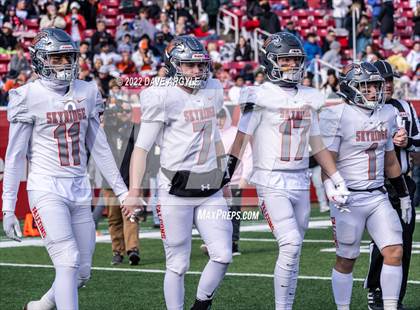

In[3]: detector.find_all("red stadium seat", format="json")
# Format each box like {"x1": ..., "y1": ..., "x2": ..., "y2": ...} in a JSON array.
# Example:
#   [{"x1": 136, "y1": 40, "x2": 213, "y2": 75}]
[
  {"x1": 298, "y1": 19, "x2": 310, "y2": 28},
  {"x1": 317, "y1": 28, "x2": 328, "y2": 38},
  {"x1": 105, "y1": 18, "x2": 118, "y2": 28},
  {"x1": 279, "y1": 9, "x2": 291, "y2": 18},
  {"x1": 24, "y1": 19, "x2": 39, "y2": 31},
  {"x1": 402, "y1": 38, "x2": 414, "y2": 48},
  {"x1": 296, "y1": 9, "x2": 309, "y2": 18},
  {"x1": 0, "y1": 63, "x2": 8, "y2": 75},
  {"x1": 106, "y1": 28, "x2": 116, "y2": 37},
  {"x1": 83, "y1": 29, "x2": 96, "y2": 39},
  {"x1": 314, "y1": 19, "x2": 328, "y2": 28},
  {"x1": 103, "y1": 0, "x2": 119, "y2": 8},
  {"x1": 104, "y1": 8, "x2": 119, "y2": 17},
  {"x1": 0, "y1": 54, "x2": 11, "y2": 63}
]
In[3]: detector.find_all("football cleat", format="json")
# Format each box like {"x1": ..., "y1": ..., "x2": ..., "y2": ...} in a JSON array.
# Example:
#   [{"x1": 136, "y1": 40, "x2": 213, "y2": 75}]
[
  {"x1": 127, "y1": 250, "x2": 140, "y2": 266},
  {"x1": 232, "y1": 242, "x2": 241, "y2": 256},
  {"x1": 190, "y1": 298, "x2": 212, "y2": 310},
  {"x1": 367, "y1": 288, "x2": 383, "y2": 310},
  {"x1": 111, "y1": 252, "x2": 123, "y2": 265}
]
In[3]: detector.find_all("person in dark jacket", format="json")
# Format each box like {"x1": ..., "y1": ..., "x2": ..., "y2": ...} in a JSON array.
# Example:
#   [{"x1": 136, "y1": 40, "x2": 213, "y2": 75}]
[
  {"x1": 378, "y1": 0, "x2": 394, "y2": 37},
  {"x1": 202, "y1": 0, "x2": 221, "y2": 30},
  {"x1": 233, "y1": 36, "x2": 252, "y2": 61},
  {"x1": 0, "y1": 22, "x2": 17, "y2": 50},
  {"x1": 102, "y1": 101, "x2": 141, "y2": 266},
  {"x1": 258, "y1": 0, "x2": 281, "y2": 34},
  {"x1": 414, "y1": 1, "x2": 420, "y2": 40}
]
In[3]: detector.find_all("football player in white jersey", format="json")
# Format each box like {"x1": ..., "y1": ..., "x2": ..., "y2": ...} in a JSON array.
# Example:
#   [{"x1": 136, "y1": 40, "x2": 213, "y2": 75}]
[
  {"x1": 2, "y1": 28, "x2": 128, "y2": 310},
  {"x1": 224, "y1": 32, "x2": 350, "y2": 310},
  {"x1": 123, "y1": 36, "x2": 232, "y2": 310},
  {"x1": 319, "y1": 62, "x2": 410, "y2": 310}
]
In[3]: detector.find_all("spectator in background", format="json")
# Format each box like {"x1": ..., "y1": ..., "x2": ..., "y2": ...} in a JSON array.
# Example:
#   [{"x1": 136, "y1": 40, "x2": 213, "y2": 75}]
[
  {"x1": 208, "y1": 41, "x2": 222, "y2": 63},
  {"x1": 304, "y1": 33, "x2": 322, "y2": 64},
  {"x1": 92, "y1": 58, "x2": 104, "y2": 78},
  {"x1": 82, "y1": 0, "x2": 100, "y2": 30},
  {"x1": 146, "y1": 0, "x2": 161, "y2": 20},
  {"x1": 78, "y1": 59, "x2": 92, "y2": 81},
  {"x1": 383, "y1": 33, "x2": 408, "y2": 53},
  {"x1": 40, "y1": 4, "x2": 66, "y2": 29},
  {"x1": 407, "y1": 42, "x2": 420, "y2": 71},
  {"x1": 322, "y1": 41, "x2": 341, "y2": 68},
  {"x1": 98, "y1": 66, "x2": 112, "y2": 97},
  {"x1": 161, "y1": 24, "x2": 174, "y2": 43},
  {"x1": 2, "y1": 69, "x2": 26, "y2": 93},
  {"x1": 321, "y1": 29, "x2": 336, "y2": 54},
  {"x1": 65, "y1": 2, "x2": 87, "y2": 46},
  {"x1": 94, "y1": 42, "x2": 122, "y2": 73},
  {"x1": 321, "y1": 69, "x2": 340, "y2": 98},
  {"x1": 3, "y1": 5, "x2": 23, "y2": 29},
  {"x1": 15, "y1": 0, "x2": 28, "y2": 20},
  {"x1": 9, "y1": 44, "x2": 30, "y2": 74},
  {"x1": 254, "y1": 70, "x2": 265, "y2": 85},
  {"x1": 0, "y1": 22, "x2": 17, "y2": 50},
  {"x1": 153, "y1": 32, "x2": 167, "y2": 60},
  {"x1": 333, "y1": 0, "x2": 352, "y2": 29},
  {"x1": 234, "y1": 36, "x2": 252, "y2": 61},
  {"x1": 289, "y1": 0, "x2": 307, "y2": 10},
  {"x1": 240, "y1": 63, "x2": 255, "y2": 83},
  {"x1": 228, "y1": 75, "x2": 246, "y2": 104},
  {"x1": 361, "y1": 44, "x2": 380, "y2": 62},
  {"x1": 283, "y1": 20, "x2": 301, "y2": 41},
  {"x1": 378, "y1": 0, "x2": 394, "y2": 37},
  {"x1": 246, "y1": 0, "x2": 263, "y2": 19},
  {"x1": 193, "y1": 14, "x2": 214, "y2": 39},
  {"x1": 117, "y1": 33, "x2": 134, "y2": 54},
  {"x1": 116, "y1": 51, "x2": 136, "y2": 74},
  {"x1": 79, "y1": 41, "x2": 93, "y2": 63},
  {"x1": 133, "y1": 7, "x2": 157, "y2": 42},
  {"x1": 302, "y1": 75, "x2": 313, "y2": 87},
  {"x1": 155, "y1": 11, "x2": 175, "y2": 33},
  {"x1": 132, "y1": 38, "x2": 156, "y2": 72},
  {"x1": 202, "y1": 0, "x2": 221, "y2": 30},
  {"x1": 116, "y1": 20, "x2": 135, "y2": 43},
  {"x1": 355, "y1": 14, "x2": 372, "y2": 56},
  {"x1": 367, "y1": 0, "x2": 381, "y2": 29},
  {"x1": 410, "y1": 63, "x2": 420, "y2": 97},
  {"x1": 414, "y1": 1, "x2": 420, "y2": 40},
  {"x1": 258, "y1": 0, "x2": 281, "y2": 34},
  {"x1": 91, "y1": 20, "x2": 115, "y2": 54},
  {"x1": 176, "y1": 15, "x2": 193, "y2": 35}
]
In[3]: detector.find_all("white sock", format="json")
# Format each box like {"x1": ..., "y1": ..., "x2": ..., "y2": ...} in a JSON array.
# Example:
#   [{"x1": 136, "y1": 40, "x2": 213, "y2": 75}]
[
  {"x1": 164, "y1": 269, "x2": 184, "y2": 310},
  {"x1": 286, "y1": 248, "x2": 302, "y2": 309},
  {"x1": 337, "y1": 305, "x2": 350, "y2": 310},
  {"x1": 381, "y1": 264, "x2": 402, "y2": 309},
  {"x1": 332, "y1": 268, "x2": 353, "y2": 307},
  {"x1": 53, "y1": 266, "x2": 78, "y2": 310},
  {"x1": 196, "y1": 261, "x2": 229, "y2": 301},
  {"x1": 40, "y1": 286, "x2": 55, "y2": 307},
  {"x1": 26, "y1": 298, "x2": 55, "y2": 310}
]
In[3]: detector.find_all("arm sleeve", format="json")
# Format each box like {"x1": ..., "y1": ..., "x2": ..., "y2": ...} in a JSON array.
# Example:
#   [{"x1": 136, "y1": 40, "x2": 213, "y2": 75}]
[
  {"x1": 140, "y1": 87, "x2": 166, "y2": 123},
  {"x1": 7, "y1": 86, "x2": 34, "y2": 124},
  {"x1": 2, "y1": 122, "x2": 32, "y2": 212},
  {"x1": 386, "y1": 114, "x2": 396, "y2": 151},
  {"x1": 238, "y1": 104, "x2": 262, "y2": 135},
  {"x1": 86, "y1": 114, "x2": 128, "y2": 197},
  {"x1": 241, "y1": 142, "x2": 253, "y2": 181},
  {"x1": 309, "y1": 109, "x2": 321, "y2": 137},
  {"x1": 135, "y1": 121, "x2": 163, "y2": 152},
  {"x1": 319, "y1": 106, "x2": 342, "y2": 152},
  {"x1": 89, "y1": 81, "x2": 105, "y2": 118}
]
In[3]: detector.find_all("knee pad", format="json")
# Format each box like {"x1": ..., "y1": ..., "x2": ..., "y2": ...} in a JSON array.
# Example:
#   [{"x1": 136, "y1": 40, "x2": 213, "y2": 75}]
[
  {"x1": 275, "y1": 229, "x2": 302, "y2": 271},
  {"x1": 48, "y1": 240, "x2": 80, "y2": 269},
  {"x1": 209, "y1": 247, "x2": 232, "y2": 265},
  {"x1": 336, "y1": 220, "x2": 357, "y2": 246},
  {"x1": 166, "y1": 254, "x2": 190, "y2": 276}
]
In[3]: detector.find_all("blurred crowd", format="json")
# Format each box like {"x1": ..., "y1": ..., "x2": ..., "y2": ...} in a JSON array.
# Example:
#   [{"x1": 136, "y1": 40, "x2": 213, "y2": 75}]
[{"x1": 0, "y1": 0, "x2": 419, "y2": 106}]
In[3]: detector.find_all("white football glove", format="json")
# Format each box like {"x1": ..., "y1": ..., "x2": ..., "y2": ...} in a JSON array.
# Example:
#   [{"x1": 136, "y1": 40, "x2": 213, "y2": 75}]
[
  {"x1": 399, "y1": 196, "x2": 412, "y2": 224},
  {"x1": 3, "y1": 212, "x2": 22, "y2": 242},
  {"x1": 324, "y1": 172, "x2": 351, "y2": 213}
]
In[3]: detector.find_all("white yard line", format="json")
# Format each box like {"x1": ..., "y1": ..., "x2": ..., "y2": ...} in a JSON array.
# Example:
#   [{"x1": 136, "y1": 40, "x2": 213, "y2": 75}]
[{"x1": 0, "y1": 262, "x2": 419, "y2": 285}]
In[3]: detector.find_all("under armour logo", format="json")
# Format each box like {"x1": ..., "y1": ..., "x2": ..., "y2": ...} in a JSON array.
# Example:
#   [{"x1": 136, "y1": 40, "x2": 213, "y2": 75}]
[{"x1": 201, "y1": 184, "x2": 210, "y2": 191}]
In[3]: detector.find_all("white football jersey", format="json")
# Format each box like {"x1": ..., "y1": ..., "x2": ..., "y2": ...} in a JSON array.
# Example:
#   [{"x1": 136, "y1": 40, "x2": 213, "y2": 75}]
[
  {"x1": 7, "y1": 79, "x2": 103, "y2": 177},
  {"x1": 237, "y1": 82, "x2": 325, "y2": 188},
  {"x1": 140, "y1": 78, "x2": 224, "y2": 173},
  {"x1": 320, "y1": 103, "x2": 397, "y2": 190}
]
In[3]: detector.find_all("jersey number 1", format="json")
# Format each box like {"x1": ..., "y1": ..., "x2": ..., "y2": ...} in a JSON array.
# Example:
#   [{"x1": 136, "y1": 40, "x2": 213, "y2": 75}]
[
  {"x1": 365, "y1": 143, "x2": 378, "y2": 180},
  {"x1": 54, "y1": 123, "x2": 81, "y2": 166},
  {"x1": 279, "y1": 119, "x2": 310, "y2": 161}
]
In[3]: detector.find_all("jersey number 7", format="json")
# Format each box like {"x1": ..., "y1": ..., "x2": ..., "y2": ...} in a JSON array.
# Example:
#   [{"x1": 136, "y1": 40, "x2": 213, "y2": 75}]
[{"x1": 54, "y1": 123, "x2": 81, "y2": 166}]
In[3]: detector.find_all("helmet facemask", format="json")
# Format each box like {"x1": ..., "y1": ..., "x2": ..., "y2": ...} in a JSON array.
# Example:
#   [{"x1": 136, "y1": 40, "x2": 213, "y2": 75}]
[
  {"x1": 349, "y1": 79, "x2": 385, "y2": 110},
  {"x1": 171, "y1": 56, "x2": 211, "y2": 89},
  {"x1": 31, "y1": 49, "x2": 79, "y2": 82},
  {"x1": 266, "y1": 53, "x2": 306, "y2": 85}
]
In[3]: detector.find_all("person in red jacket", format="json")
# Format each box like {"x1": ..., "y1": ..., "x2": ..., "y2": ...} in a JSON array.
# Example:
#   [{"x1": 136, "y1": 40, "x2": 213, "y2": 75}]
[{"x1": 65, "y1": 2, "x2": 87, "y2": 46}]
